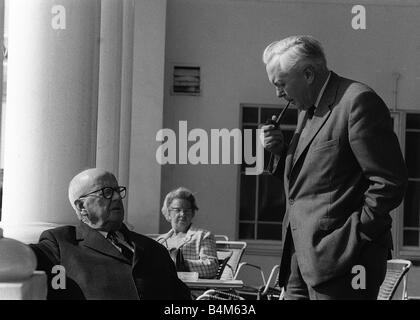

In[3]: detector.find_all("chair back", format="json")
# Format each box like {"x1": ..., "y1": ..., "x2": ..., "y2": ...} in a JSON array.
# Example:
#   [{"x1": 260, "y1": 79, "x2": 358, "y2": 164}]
[
  {"x1": 258, "y1": 264, "x2": 284, "y2": 300},
  {"x1": 196, "y1": 289, "x2": 245, "y2": 300},
  {"x1": 214, "y1": 235, "x2": 229, "y2": 241},
  {"x1": 378, "y1": 259, "x2": 412, "y2": 300},
  {"x1": 145, "y1": 234, "x2": 160, "y2": 240},
  {"x1": 216, "y1": 241, "x2": 247, "y2": 280},
  {"x1": 215, "y1": 251, "x2": 232, "y2": 279}
]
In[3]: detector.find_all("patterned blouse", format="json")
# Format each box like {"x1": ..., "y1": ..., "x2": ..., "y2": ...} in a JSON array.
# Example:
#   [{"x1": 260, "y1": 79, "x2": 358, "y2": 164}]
[{"x1": 157, "y1": 225, "x2": 219, "y2": 279}]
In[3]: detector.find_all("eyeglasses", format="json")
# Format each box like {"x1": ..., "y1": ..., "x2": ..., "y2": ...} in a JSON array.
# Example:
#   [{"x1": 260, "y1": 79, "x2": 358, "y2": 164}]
[
  {"x1": 168, "y1": 207, "x2": 193, "y2": 215},
  {"x1": 79, "y1": 186, "x2": 127, "y2": 200}
]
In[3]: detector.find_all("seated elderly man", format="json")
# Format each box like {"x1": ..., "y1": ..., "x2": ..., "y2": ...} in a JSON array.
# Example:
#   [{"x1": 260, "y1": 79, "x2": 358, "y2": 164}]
[{"x1": 29, "y1": 168, "x2": 191, "y2": 300}]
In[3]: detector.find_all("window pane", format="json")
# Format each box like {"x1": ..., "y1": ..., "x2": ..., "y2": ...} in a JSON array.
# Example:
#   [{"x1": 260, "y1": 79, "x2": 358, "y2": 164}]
[
  {"x1": 242, "y1": 125, "x2": 257, "y2": 171},
  {"x1": 403, "y1": 181, "x2": 420, "y2": 228},
  {"x1": 258, "y1": 174, "x2": 286, "y2": 222},
  {"x1": 405, "y1": 132, "x2": 420, "y2": 178},
  {"x1": 243, "y1": 107, "x2": 258, "y2": 123},
  {"x1": 260, "y1": 107, "x2": 297, "y2": 125},
  {"x1": 257, "y1": 223, "x2": 282, "y2": 240},
  {"x1": 239, "y1": 175, "x2": 256, "y2": 220},
  {"x1": 239, "y1": 223, "x2": 255, "y2": 239},
  {"x1": 406, "y1": 114, "x2": 420, "y2": 130},
  {"x1": 403, "y1": 230, "x2": 419, "y2": 246}
]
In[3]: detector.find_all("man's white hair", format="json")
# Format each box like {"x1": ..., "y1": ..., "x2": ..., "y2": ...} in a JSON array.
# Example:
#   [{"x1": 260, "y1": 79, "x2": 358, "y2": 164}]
[{"x1": 263, "y1": 35, "x2": 327, "y2": 72}]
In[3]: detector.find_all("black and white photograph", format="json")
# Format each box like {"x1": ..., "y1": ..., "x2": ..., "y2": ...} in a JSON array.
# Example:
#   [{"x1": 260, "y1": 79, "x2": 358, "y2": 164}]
[{"x1": 0, "y1": 0, "x2": 419, "y2": 312}]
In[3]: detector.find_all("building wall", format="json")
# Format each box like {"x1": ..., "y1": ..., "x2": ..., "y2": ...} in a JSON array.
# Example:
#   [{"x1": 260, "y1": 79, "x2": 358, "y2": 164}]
[{"x1": 161, "y1": 0, "x2": 420, "y2": 294}]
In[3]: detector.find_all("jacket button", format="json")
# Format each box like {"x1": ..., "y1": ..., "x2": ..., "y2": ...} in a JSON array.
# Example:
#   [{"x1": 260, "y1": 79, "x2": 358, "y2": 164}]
[{"x1": 289, "y1": 198, "x2": 294, "y2": 205}]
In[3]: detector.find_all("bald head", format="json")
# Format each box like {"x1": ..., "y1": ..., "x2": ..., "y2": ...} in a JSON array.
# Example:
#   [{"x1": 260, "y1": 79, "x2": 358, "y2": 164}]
[
  {"x1": 68, "y1": 168, "x2": 125, "y2": 231},
  {"x1": 68, "y1": 168, "x2": 117, "y2": 212}
]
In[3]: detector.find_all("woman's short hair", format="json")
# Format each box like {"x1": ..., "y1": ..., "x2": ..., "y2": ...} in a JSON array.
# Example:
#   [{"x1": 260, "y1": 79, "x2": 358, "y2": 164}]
[
  {"x1": 262, "y1": 35, "x2": 327, "y2": 72},
  {"x1": 161, "y1": 187, "x2": 199, "y2": 220}
]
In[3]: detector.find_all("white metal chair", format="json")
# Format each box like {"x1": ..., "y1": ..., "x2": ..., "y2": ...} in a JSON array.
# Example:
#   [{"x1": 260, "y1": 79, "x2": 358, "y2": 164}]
[
  {"x1": 232, "y1": 261, "x2": 267, "y2": 299},
  {"x1": 378, "y1": 259, "x2": 412, "y2": 300},
  {"x1": 258, "y1": 264, "x2": 284, "y2": 300},
  {"x1": 215, "y1": 241, "x2": 268, "y2": 299},
  {"x1": 216, "y1": 241, "x2": 247, "y2": 280},
  {"x1": 144, "y1": 233, "x2": 160, "y2": 240},
  {"x1": 214, "y1": 235, "x2": 229, "y2": 241},
  {"x1": 196, "y1": 289, "x2": 245, "y2": 300}
]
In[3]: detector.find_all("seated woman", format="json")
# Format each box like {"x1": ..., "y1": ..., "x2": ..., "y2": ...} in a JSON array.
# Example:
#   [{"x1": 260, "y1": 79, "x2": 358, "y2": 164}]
[{"x1": 157, "y1": 187, "x2": 219, "y2": 279}]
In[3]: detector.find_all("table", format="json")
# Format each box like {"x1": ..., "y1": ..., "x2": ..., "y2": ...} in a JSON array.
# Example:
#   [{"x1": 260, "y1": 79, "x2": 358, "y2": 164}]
[{"x1": 183, "y1": 279, "x2": 243, "y2": 289}]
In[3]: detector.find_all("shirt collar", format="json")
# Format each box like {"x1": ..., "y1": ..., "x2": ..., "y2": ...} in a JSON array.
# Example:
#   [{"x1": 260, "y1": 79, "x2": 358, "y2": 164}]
[
  {"x1": 314, "y1": 71, "x2": 331, "y2": 109},
  {"x1": 99, "y1": 230, "x2": 123, "y2": 240},
  {"x1": 99, "y1": 231, "x2": 108, "y2": 238}
]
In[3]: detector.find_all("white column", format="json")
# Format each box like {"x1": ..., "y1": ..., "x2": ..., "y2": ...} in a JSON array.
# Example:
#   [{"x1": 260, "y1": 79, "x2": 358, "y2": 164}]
[
  {"x1": 96, "y1": 0, "x2": 134, "y2": 222},
  {"x1": 119, "y1": 0, "x2": 134, "y2": 221},
  {"x1": 0, "y1": 0, "x2": 5, "y2": 170},
  {"x1": 0, "y1": 0, "x2": 101, "y2": 243},
  {"x1": 127, "y1": 0, "x2": 167, "y2": 233},
  {"x1": 96, "y1": 0, "x2": 123, "y2": 175},
  {"x1": 0, "y1": 0, "x2": 4, "y2": 150}
]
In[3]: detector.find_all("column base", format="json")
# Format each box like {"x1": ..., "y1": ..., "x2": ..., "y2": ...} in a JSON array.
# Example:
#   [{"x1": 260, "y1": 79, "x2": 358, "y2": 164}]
[{"x1": 0, "y1": 271, "x2": 47, "y2": 300}]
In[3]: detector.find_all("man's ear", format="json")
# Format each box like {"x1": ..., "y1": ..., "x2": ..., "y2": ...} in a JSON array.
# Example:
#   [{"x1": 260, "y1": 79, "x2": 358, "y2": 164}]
[
  {"x1": 74, "y1": 199, "x2": 85, "y2": 212},
  {"x1": 303, "y1": 65, "x2": 315, "y2": 84}
]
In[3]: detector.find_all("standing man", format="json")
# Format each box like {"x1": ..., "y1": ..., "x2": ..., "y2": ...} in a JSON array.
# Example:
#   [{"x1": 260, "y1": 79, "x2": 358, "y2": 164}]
[
  {"x1": 30, "y1": 168, "x2": 191, "y2": 300},
  {"x1": 261, "y1": 35, "x2": 407, "y2": 300}
]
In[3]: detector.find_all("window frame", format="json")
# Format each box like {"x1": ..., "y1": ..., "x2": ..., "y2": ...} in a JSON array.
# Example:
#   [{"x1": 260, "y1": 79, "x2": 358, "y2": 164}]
[{"x1": 392, "y1": 110, "x2": 420, "y2": 259}]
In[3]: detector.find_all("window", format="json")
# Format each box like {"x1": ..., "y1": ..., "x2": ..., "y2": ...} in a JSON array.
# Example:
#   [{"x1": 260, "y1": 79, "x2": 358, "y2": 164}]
[
  {"x1": 171, "y1": 65, "x2": 200, "y2": 96},
  {"x1": 238, "y1": 104, "x2": 297, "y2": 253},
  {"x1": 394, "y1": 111, "x2": 420, "y2": 259}
]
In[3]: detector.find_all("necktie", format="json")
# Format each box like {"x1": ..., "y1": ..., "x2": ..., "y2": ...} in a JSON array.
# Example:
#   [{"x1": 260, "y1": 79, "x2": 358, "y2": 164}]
[
  {"x1": 107, "y1": 231, "x2": 134, "y2": 262},
  {"x1": 307, "y1": 105, "x2": 316, "y2": 119}
]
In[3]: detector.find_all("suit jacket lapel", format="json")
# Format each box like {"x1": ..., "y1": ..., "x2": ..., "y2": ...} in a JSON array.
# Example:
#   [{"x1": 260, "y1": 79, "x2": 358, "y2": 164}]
[
  {"x1": 289, "y1": 72, "x2": 340, "y2": 178},
  {"x1": 285, "y1": 110, "x2": 306, "y2": 179},
  {"x1": 131, "y1": 237, "x2": 145, "y2": 269},
  {"x1": 119, "y1": 224, "x2": 144, "y2": 267},
  {"x1": 76, "y1": 222, "x2": 131, "y2": 264}
]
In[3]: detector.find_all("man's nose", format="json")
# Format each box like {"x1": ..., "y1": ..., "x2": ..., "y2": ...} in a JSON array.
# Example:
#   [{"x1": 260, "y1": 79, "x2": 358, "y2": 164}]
[{"x1": 111, "y1": 190, "x2": 122, "y2": 201}]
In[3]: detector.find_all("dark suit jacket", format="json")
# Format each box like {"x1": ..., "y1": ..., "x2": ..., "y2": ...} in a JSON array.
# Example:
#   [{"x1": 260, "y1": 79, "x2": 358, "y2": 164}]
[
  {"x1": 30, "y1": 223, "x2": 191, "y2": 300},
  {"x1": 271, "y1": 71, "x2": 407, "y2": 287}
]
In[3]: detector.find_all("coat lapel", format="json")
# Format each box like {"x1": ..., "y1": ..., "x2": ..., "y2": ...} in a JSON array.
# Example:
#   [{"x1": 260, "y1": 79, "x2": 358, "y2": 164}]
[
  {"x1": 285, "y1": 110, "x2": 307, "y2": 179},
  {"x1": 182, "y1": 226, "x2": 196, "y2": 246},
  {"x1": 76, "y1": 222, "x2": 131, "y2": 264},
  {"x1": 288, "y1": 72, "x2": 340, "y2": 178},
  {"x1": 131, "y1": 237, "x2": 145, "y2": 270},
  {"x1": 119, "y1": 224, "x2": 145, "y2": 267}
]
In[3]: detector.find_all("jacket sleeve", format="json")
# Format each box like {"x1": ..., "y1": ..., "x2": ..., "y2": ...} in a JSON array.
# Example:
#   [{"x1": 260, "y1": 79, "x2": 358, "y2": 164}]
[
  {"x1": 349, "y1": 90, "x2": 408, "y2": 241},
  {"x1": 29, "y1": 230, "x2": 61, "y2": 272}
]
